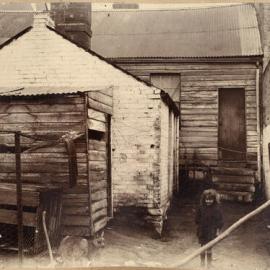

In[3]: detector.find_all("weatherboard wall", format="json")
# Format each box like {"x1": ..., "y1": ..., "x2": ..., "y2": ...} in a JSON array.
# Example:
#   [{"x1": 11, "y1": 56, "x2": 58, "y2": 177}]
[{"x1": 114, "y1": 61, "x2": 259, "y2": 171}]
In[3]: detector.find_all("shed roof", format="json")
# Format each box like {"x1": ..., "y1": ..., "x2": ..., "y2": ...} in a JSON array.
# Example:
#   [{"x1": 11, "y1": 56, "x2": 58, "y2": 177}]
[
  {"x1": 91, "y1": 4, "x2": 262, "y2": 58},
  {"x1": 0, "y1": 13, "x2": 155, "y2": 94}
]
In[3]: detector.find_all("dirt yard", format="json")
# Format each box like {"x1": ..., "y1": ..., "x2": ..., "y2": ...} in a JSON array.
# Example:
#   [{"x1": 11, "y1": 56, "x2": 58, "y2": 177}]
[
  {"x1": 2, "y1": 189, "x2": 270, "y2": 269},
  {"x1": 89, "y1": 194, "x2": 270, "y2": 270}
]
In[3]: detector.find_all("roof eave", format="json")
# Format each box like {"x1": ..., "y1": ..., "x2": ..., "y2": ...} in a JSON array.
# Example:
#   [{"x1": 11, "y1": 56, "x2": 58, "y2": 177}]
[{"x1": 107, "y1": 55, "x2": 263, "y2": 64}]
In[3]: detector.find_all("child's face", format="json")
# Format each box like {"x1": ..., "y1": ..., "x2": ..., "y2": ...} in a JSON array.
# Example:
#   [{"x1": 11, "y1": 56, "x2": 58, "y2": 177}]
[{"x1": 205, "y1": 196, "x2": 214, "y2": 206}]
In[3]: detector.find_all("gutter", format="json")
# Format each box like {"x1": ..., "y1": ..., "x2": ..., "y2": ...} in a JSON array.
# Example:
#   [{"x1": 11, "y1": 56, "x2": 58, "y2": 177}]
[{"x1": 160, "y1": 90, "x2": 179, "y2": 116}]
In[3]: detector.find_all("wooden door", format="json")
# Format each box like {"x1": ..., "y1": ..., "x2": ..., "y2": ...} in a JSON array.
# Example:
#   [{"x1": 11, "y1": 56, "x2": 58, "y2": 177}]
[{"x1": 218, "y1": 88, "x2": 246, "y2": 161}]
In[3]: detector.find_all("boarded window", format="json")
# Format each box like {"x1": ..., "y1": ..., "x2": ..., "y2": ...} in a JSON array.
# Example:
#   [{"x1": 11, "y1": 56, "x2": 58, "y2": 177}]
[{"x1": 150, "y1": 74, "x2": 180, "y2": 109}]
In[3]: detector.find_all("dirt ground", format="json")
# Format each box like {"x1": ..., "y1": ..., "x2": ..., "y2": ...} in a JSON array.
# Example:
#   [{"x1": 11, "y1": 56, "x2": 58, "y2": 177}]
[
  {"x1": 89, "y1": 192, "x2": 270, "y2": 270},
  {"x1": 2, "y1": 187, "x2": 270, "y2": 269}
]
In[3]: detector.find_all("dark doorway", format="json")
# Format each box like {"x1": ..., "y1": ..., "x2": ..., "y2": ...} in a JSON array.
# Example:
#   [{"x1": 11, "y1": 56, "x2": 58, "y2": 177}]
[{"x1": 218, "y1": 88, "x2": 246, "y2": 161}]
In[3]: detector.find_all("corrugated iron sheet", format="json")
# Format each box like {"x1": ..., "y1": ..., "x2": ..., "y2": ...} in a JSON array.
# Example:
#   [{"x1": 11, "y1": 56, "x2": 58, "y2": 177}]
[
  {"x1": 0, "y1": 86, "x2": 111, "y2": 97},
  {"x1": 91, "y1": 4, "x2": 262, "y2": 58}
]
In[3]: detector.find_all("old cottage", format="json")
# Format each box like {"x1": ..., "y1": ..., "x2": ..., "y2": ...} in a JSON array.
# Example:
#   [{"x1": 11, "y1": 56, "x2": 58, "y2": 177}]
[
  {"x1": 91, "y1": 3, "x2": 263, "y2": 202},
  {"x1": 0, "y1": 10, "x2": 179, "y2": 236}
]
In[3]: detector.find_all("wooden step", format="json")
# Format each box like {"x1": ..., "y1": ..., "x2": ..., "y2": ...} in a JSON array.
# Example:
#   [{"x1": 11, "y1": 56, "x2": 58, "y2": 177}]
[
  {"x1": 212, "y1": 167, "x2": 255, "y2": 176},
  {"x1": 212, "y1": 175, "x2": 255, "y2": 184},
  {"x1": 218, "y1": 191, "x2": 253, "y2": 203},
  {"x1": 214, "y1": 182, "x2": 255, "y2": 193}
]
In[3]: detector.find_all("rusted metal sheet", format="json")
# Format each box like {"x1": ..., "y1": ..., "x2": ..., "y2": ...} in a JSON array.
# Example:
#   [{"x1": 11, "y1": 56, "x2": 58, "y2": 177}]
[{"x1": 91, "y1": 4, "x2": 262, "y2": 58}]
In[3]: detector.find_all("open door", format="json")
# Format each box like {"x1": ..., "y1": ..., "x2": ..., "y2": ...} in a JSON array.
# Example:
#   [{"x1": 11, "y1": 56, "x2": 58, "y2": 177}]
[{"x1": 218, "y1": 88, "x2": 246, "y2": 161}]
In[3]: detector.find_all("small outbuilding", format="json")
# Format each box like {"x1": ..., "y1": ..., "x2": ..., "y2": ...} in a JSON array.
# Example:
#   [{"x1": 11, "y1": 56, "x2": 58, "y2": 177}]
[{"x1": 0, "y1": 11, "x2": 179, "y2": 237}]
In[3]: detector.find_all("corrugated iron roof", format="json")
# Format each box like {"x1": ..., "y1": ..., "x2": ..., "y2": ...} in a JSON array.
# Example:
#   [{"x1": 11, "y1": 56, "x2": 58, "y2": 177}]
[
  {"x1": 91, "y1": 4, "x2": 262, "y2": 58},
  {"x1": 0, "y1": 86, "x2": 113, "y2": 96}
]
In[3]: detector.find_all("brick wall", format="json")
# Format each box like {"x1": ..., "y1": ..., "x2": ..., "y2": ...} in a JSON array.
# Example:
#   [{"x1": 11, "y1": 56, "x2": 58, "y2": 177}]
[{"x1": 111, "y1": 85, "x2": 162, "y2": 210}]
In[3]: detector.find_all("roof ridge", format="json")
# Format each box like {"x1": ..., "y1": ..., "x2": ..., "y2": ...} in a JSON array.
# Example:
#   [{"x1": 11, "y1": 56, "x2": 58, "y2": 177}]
[{"x1": 92, "y1": 3, "x2": 253, "y2": 13}]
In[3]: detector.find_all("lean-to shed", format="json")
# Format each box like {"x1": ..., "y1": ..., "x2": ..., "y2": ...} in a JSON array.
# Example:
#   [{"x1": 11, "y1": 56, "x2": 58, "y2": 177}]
[{"x1": 0, "y1": 11, "x2": 179, "y2": 235}]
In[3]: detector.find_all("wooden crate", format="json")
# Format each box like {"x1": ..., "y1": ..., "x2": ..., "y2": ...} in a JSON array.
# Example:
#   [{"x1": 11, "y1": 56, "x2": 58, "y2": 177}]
[{"x1": 0, "y1": 183, "x2": 62, "y2": 254}]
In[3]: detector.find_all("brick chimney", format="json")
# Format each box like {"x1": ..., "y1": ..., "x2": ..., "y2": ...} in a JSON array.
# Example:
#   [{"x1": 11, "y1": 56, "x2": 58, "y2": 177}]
[
  {"x1": 50, "y1": 3, "x2": 92, "y2": 50},
  {"x1": 32, "y1": 11, "x2": 55, "y2": 30}
]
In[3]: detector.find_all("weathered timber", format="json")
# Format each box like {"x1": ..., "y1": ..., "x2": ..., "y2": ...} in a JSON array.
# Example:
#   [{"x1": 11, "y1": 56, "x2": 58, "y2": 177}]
[
  {"x1": 62, "y1": 206, "x2": 89, "y2": 215},
  {"x1": 62, "y1": 215, "x2": 90, "y2": 226},
  {"x1": 89, "y1": 151, "x2": 106, "y2": 161},
  {"x1": 88, "y1": 92, "x2": 113, "y2": 107},
  {"x1": 90, "y1": 180, "x2": 107, "y2": 192},
  {"x1": 89, "y1": 140, "x2": 106, "y2": 151},
  {"x1": 0, "y1": 112, "x2": 84, "y2": 123},
  {"x1": 92, "y1": 190, "x2": 107, "y2": 202},
  {"x1": 92, "y1": 208, "x2": 107, "y2": 222},
  {"x1": 93, "y1": 217, "x2": 107, "y2": 233},
  {"x1": 92, "y1": 199, "x2": 107, "y2": 213},
  {"x1": 212, "y1": 175, "x2": 255, "y2": 184},
  {"x1": 88, "y1": 98, "x2": 112, "y2": 115},
  {"x1": 88, "y1": 119, "x2": 106, "y2": 132},
  {"x1": 0, "y1": 209, "x2": 36, "y2": 227},
  {"x1": 214, "y1": 182, "x2": 255, "y2": 192},
  {"x1": 0, "y1": 103, "x2": 85, "y2": 114},
  {"x1": 88, "y1": 109, "x2": 106, "y2": 122}
]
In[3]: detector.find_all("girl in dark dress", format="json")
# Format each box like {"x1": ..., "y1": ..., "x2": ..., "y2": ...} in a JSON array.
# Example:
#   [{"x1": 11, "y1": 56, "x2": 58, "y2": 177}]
[{"x1": 195, "y1": 189, "x2": 223, "y2": 268}]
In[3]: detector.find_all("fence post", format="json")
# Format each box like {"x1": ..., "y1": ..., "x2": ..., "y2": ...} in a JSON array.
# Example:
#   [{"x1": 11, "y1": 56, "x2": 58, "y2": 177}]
[{"x1": 15, "y1": 132, "x2": 23, "y2": 265}]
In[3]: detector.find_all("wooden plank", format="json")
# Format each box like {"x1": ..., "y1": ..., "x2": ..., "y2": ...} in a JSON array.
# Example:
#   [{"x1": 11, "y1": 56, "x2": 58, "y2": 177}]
[
  {"x1": 0, "y1": 190, "x2": 39, "y2": 207},
  {"x1": 0, "y1": 173, "x2": 87, "y2": 184},
  {"x1": 88, "y1": 109, "x2": 106, "y2": 122},
  {"x1": 214, "y1": 182, "x2": 255, "y2": 192},
  {"x1": 88, "y1": 98, "x2": 112, "y2": 115},
  {"x1": 89, "y1": 140, "x2": 106, "y2": 151},
  {"x1": 89, "y1": 170, "x2": 107, "y2": 182},
  {"x1": 0, "y1": 162, "x2": 87, "y2": 174},
  {"x1": 92, "y1": 208, "x2": 107, "y2": 222},
  {"x1": 181, "y1": 74, "x2": 255, "y2": 81},
  {"x1": 181, "y1": 115, "x2": 217, "y2": 121},
  {"x1": 92, "y1": 199, "x2": 107, "y2": 213},
  {"x1": 0, "y1": 153, "x2": 86, "y2": 163},
  {"x1": 0, "y1": 95, "x2": 84, "y2": 105},
  {"x1": 0, "y1": 112, "x2": 84, "y2": 123},
  {"x1": 92, "y1": 190, "x2": 107, "y2": 202},
  {"x1": 88, "y1": 119, "x2": 106, "y2": 132},
  {"x1": 62, "y1": 215, "x2": 90, "y2": 226},
  {"x1": 88, "y1": 92, "x2": 113, "y2": 107},
  {"x1": 90, "y1": 180, "x2": 107, "y2": 192},
  {"x1": 89, "y1": 151, "x2": 106, "y2": 161},
  {"x1": 181, "y1": 120, "x2": 217, "y2": 127},
  {"x1": 63, "y1": 226, "x2": 90, "y2": 237},
  {"x1": 0, "y1": 209, "x2": 37, "y2": 227},
  {"x1": 93, "y1": 217, "x2": 107, "y2": 233},
  {"x1": 0, "y1": 103, "x2": 84, "y2": 114},
  {"x1": 0, "y1": 123, "x2": 85, "y2": 133},
  {"x1": 89, "y1": 161, "x2": 107, "y2": 171},
  {"x1": 63, "y1": 206, "x2": 89, "y2": 215},
  {"x1": 181, "y1": 80, "x2": 256, "y2": 87}
]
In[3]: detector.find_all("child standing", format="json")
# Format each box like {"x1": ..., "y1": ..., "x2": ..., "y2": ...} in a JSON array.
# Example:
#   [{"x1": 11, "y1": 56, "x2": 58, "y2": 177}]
[{"x1": 195, "y1": 189, "x2": 223, "y2": 268}]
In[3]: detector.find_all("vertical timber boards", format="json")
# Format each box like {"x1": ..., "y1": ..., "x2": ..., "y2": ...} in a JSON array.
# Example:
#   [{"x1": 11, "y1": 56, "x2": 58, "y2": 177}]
[
  {"x1": 116, "y1": 61, "x2": 258, "y2": 169},
  {"x1": 87, "y1": 90, "x2": 113, "y2": 234}
]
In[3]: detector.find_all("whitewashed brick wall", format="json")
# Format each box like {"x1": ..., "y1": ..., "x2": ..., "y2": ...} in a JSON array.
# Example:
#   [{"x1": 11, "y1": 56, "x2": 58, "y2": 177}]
[{"x1": 112, "y1": 85, "x2": 162, "y2": 209}]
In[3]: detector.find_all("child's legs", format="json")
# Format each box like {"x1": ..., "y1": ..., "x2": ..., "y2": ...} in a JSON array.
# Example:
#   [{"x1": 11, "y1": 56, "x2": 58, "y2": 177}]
[
  {"x1": 206, "y1": 248, "x2": 212, "y2": 266},
  {"x1": 200, "y1": 244, "x2": 206, "y2": 266}
]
